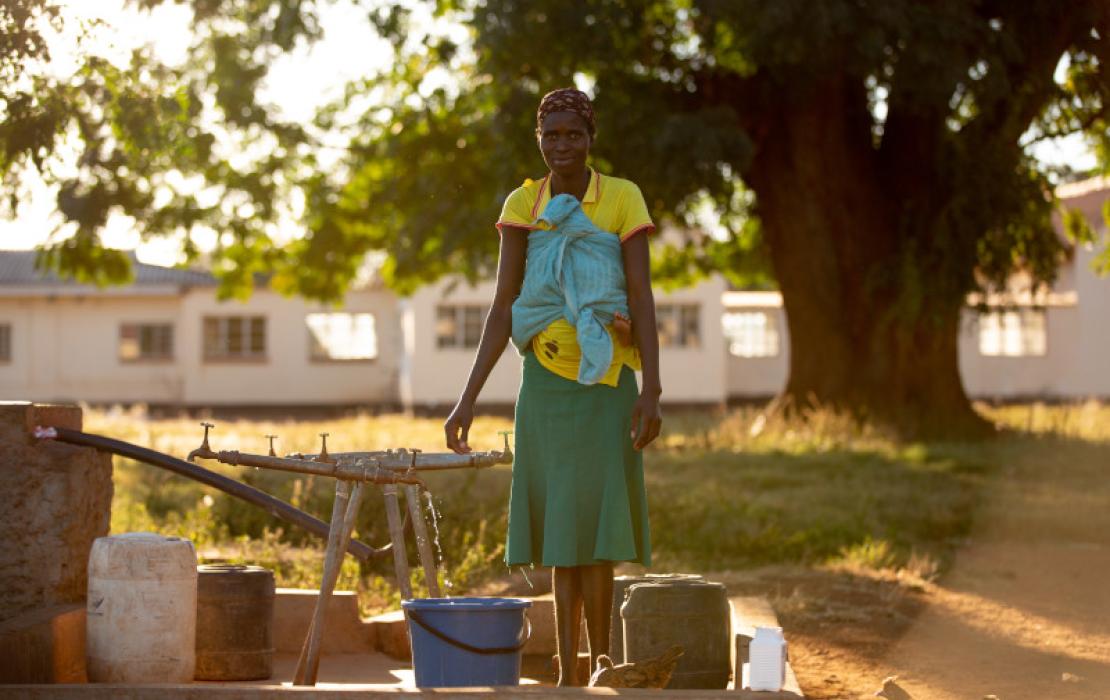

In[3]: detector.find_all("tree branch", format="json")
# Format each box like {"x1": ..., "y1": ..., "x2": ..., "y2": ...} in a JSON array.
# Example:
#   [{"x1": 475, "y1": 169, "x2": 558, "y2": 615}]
[
  {"x1": 1020, "y1": 103, "x2": 1110, "y2": 148},
  {"x1": 959, "y1": 2, "x2": 1094, "y2": 155}
]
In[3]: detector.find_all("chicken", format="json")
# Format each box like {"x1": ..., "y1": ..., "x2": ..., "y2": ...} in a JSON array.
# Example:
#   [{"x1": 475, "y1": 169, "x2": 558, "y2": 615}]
[
  {"x1": 875, "y1": 676, "x2": 914, "y2": 700},
  {"x1": 588, "y1": 645, "x2": 684, "y2": 689}
]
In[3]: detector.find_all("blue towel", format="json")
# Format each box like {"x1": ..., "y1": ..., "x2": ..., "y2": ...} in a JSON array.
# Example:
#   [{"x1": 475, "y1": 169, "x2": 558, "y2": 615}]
[{"x1": 511, "y1": 193, "x2": 630, "y2": 385}]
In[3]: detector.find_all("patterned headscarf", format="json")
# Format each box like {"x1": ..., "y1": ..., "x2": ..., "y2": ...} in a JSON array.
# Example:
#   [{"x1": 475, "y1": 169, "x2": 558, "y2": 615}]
[{"x1": 536, "y1": 88, "x2": 596, "y2": 137}]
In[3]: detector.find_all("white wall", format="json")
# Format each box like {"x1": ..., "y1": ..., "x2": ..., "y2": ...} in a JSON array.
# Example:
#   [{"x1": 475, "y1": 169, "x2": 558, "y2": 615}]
[
  {"x1": 400, "y1": 276, "x2": 730, "y2": 410},
  {"x1": 179, "y1": 288, "x2": 401, "y2": 405},
  {"x1": 656, "y1": 276, "x2": 728, "y2": 404},
  {"x1": 958, "y1": 304, "x2": 1082, "y2": 398},
  {"x1": 723, "y1": 292, "x2": 790, "y2": 399},
  {"x1": 0, "y1": 294, "x2": 184, "y2": 402},
  {"x1": 0, "y1": 286, "x2": 401, "y2": 406},
  {"x1": 400, "y1": 279, "x2": 524, "y2": 410},
  {"x1": 959, "y1": 183, "x2": 1110, "y2": 400}
]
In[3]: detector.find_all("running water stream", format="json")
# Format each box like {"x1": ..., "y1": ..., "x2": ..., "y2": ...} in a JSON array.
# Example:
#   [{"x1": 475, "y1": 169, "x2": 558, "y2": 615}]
[{"x1": 423, "y1": 491, "x2": 452, "y2": 593}]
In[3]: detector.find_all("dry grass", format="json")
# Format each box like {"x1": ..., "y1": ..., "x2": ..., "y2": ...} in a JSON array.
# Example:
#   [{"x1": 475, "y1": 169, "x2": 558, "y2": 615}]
[
  {"x1": 86, "y1": 400, "x2": 1108, "y2": 613},
  {"x1": 978, "y1": 399, "x2": 1110, "y2": 442}
]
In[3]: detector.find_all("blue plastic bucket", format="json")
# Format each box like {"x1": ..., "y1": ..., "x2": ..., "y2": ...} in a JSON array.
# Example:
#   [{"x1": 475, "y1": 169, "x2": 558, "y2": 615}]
[{"x1": 402, "y1": 597, "x2": 532, "y2": 687}]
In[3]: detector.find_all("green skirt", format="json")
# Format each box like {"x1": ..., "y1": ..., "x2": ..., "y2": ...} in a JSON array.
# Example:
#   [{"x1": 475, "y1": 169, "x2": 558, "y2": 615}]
[{"x1": 505, "y1": 351, "x2": 651, "y2": 567}]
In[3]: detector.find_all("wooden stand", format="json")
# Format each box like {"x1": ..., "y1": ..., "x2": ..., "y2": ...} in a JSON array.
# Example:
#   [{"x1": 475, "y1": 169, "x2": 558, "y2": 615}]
[
  {"x1": 293, "y1": 479, "x2": 436, "y2": 686},
  {"x1": 184, "y1": 425, "x2": 513, "y2": 688}
]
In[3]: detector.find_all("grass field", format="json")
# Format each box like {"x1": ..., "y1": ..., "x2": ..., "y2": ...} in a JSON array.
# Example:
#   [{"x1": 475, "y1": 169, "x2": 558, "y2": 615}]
[{"x1": 87, "y1": 400, "x2": 1110, "y2": 614}]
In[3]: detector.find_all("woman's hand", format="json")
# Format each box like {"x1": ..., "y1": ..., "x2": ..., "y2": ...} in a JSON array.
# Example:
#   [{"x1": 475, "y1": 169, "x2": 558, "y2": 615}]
[
  {"x1": 612, "y1": 311, "x2": 634, "y2": 347},
  {"x1": 444, "y1": 400, "x2": 475, "y2": 454},
  {"x1": 629, "y1": 391, "x2": 662, "y2": 450}
]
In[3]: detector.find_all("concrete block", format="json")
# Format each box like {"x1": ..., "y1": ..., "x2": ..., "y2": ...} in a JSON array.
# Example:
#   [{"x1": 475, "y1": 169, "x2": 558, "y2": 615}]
[
  {"x1": 521, "y1": 594, "x2": 555, "y2": 656},
  {"x1": 0, "y1": 403, "x2": 111, "y2": 623},
  {"x1": 0, "y1": 604, "x2": 87, "y2": 683},
  {"x1": 365, "y1": 609, "x2": 410, "y2": 660},
  {"x1": 24, "y1": 403, "x2": 84, "y2": 434},
  {"x1": 271, "y1": 588, "x2": 372, "y2": 654},
  {"x1": 520, "y1": 593, "x2": 586, "y2": 656}
]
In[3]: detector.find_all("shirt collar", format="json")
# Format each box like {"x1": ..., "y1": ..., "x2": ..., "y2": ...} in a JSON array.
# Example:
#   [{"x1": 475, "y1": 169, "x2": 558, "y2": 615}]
[
  {"x1": 582, "y1": 167, "x2": 600, "y2": 204},
  {"x1": 532, "y1": 167, "x2": 600, "y2": 219}
]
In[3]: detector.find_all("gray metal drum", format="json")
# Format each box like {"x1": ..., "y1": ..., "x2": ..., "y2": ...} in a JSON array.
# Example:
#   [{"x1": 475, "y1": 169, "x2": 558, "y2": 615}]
[
  {"x1": 621, "y1": 580, "x2": 730, "y2": 689},
  {"x1": 609, "y1": 573, "x2": 703, "y2": 662},
  {"x1": 195, "y1": 564, "x2": 275, "y2": 680}
]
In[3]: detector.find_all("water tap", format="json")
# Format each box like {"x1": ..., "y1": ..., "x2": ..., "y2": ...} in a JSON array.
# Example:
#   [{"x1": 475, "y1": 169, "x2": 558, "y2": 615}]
[{"x1": 187, "y1": 422, "x2": 218, "y2": 462}]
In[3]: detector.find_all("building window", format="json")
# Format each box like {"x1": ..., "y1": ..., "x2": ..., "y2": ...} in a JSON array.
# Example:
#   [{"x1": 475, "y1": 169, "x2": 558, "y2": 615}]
[
  {"x1": 436, "y1": 305, "x2": 486, "y2": 349},
  {"x1": 722, "y1": 311, "x2": 780, "y2": 358},
  {"x1": 657, "y1": 304, "x2": 700, "y2": 348},
  {"x1": 978, "y1": 309, "x2": 1047, "y2": 357},
  {"x1": 307, "y1": 312, "x2": 377, "y2": 361},
  {"x1": 119, "y1": 323, "x2": 174, "y2": 362},
  {"x1": 203, "y1": 316, "x2": 266, "y2": 361},
  {"x1": 0, "y1": 324, "x2": 10, "y2": 363}
]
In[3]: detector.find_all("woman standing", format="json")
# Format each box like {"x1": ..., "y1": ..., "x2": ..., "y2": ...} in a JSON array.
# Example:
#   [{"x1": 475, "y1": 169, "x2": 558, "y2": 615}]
[{"x1": 444, "y1": 88, "x2": 662, "y2": 686}]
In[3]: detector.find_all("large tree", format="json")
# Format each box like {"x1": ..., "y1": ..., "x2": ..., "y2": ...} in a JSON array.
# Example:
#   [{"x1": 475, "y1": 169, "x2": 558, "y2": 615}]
[{"x1": 3, "y1": 0, "x2": 1109, "y2": 437}]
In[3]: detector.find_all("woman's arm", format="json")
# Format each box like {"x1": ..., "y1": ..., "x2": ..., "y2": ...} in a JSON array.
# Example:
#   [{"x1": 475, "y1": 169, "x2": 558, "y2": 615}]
[
  {"x1": 621, "y1": 232, "x2": 663, "y2": 450},
  {"x1": 444, "y1": 226, "x2": 529, "y2": 453}
]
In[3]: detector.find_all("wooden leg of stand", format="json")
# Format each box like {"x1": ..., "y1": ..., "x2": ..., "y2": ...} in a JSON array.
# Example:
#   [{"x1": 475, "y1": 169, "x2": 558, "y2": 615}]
[
  {"x1": 294, "y1": 480, "x2": 356, "y2": 686},
  {"x1": 383, "y1": 484, "x2": 413, "y2": 600},
  {"x1": 404, "y1": 484, "x2": 441, "y2": 598}
]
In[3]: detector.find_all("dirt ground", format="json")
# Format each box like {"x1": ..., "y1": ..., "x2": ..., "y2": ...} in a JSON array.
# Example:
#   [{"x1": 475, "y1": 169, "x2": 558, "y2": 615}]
[
  {"x1": 744, "y1": 435, "x2": 1110, "y2": 700},
  {"x1": 482, "y1": 436, "x2": 1110, "y2": 700},
  {"x1": 878, "y1": 437, "x2": 1110, "y2": 700}
]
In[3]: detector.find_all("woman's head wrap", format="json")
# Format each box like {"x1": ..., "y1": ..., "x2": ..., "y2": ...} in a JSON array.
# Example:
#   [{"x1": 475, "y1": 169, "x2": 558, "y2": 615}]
[{"x1": 536, "y1": 88, "x2": 596, "y2": 136}]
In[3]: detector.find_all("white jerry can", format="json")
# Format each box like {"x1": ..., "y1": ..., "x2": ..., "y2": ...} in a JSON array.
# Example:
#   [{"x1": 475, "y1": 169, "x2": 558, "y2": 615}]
[
  {"x1": 747, "y1": 625, "x2": 786, "y2": 691},
  {"x1": 86, "y1": 533, "x2": 197, "y2": 683}
]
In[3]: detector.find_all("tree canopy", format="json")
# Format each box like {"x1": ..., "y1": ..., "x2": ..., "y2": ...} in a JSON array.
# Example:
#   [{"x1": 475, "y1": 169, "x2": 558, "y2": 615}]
[{"x1": 3, "y1": 0, "x2": 1109, "y2": 435}]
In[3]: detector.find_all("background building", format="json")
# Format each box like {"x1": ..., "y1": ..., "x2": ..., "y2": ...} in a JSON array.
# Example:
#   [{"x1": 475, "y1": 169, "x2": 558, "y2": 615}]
[{"x1": 2, "y1": 179, "x2": 1107, "y2": 411}]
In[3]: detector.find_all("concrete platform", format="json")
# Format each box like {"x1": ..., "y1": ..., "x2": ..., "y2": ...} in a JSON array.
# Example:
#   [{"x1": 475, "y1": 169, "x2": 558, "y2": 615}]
[
  {"x1": 0, "y1": 605, "x2": 87, "y2": 684},
  {"x1": 2, "y1": 592, "x2": 804, "y2": 697},
  {"x1": 3, "y1": 685, "x2": 801, "y2": 698}
]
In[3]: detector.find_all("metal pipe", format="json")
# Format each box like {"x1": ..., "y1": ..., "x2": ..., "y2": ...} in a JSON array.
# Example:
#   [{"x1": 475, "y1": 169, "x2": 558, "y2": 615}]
[
  {"x1": 212, "y1": 450, "x2": 425, "y2": 485},
  {"x1": 43, "y1": 426, "x2": 391, "y2": 562},
  {"x1": 287, "y1": 447, "x2": 512, "y2": 471}
]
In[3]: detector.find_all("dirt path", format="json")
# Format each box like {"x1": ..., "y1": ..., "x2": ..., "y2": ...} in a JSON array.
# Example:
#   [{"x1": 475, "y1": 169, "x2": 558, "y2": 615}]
[{"x1": 881, "y1": 437, "x2": 1110, "y2": 699}]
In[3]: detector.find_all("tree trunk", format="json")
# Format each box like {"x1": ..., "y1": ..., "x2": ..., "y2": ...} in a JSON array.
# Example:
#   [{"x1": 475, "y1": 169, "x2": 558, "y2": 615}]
[{"x1": 744, "y1": 76, "x2": 993, "y2": 440}]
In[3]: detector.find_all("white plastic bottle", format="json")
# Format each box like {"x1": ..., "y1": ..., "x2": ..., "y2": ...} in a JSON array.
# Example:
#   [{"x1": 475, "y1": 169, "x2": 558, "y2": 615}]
[
  {"x1": 86, "y1": 533, "x2": 197, "y2": 683},
  {"x1": 747, "y1": 625, "x2": 786, "y2": 692}
]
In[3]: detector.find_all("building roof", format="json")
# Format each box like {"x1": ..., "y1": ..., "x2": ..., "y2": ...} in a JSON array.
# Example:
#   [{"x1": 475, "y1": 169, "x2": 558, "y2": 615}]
[
  {"x1": 1057, "y1": 175, "x2": 1110, "y2": 200},
  {"x1": 0, "y1": 250, "x2": 215, "y2": 290}
]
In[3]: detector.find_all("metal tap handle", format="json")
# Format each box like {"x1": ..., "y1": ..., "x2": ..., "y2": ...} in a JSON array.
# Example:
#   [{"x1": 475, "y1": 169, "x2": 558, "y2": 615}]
[
  {"x1": 315, "y1": 433, "x2": 331, "y2": 463},
  {"x1": 498, "y1": 430, "x2": 514, "y2": 456},
  {"x1": 265, "y1": 434, "x2": 278, "y2": 457},
  {"x1": 200, "y1": 422, "x2": 215, "y2": 449}
]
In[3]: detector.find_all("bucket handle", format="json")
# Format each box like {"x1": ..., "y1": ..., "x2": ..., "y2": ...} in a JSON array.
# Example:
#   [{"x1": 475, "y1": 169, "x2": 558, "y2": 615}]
[{"x1": 406, "y1": 609, "x2": 532, "y2": 655}]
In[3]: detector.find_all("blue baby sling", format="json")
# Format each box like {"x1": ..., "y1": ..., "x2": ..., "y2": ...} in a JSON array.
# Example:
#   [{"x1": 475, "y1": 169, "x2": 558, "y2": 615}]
[{"x1": 511, "y1": 193, "x2": 631, "y2": 385}]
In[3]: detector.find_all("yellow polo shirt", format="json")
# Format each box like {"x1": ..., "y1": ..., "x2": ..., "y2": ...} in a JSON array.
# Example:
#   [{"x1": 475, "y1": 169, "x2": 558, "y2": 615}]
[{"x1": 496, "y1": 168, "x2": 655, "y2": 385}]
